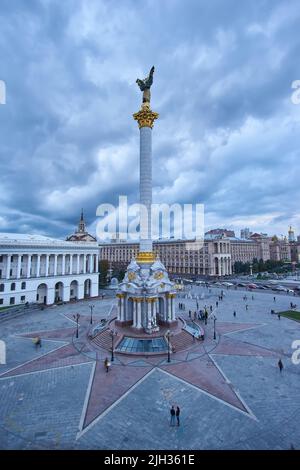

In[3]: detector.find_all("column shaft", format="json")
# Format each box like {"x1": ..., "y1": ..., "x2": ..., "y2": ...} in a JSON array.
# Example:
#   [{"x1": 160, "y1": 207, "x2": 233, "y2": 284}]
[
  {"x1": 27, "y1": 255, "x2": 31, "y2": 278},
  {"x1": 6, "y1": 255, "x2": 11, "y2": 279}
]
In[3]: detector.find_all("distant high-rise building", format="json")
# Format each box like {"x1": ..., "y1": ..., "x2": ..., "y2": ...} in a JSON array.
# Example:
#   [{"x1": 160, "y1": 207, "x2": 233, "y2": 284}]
[
  {"x1": 240, "y1": 228, "x2": 251, "y2": 239},
  {"x1": 288, "y1": 226, "x2": 295, "y2": 242},
  {"x1": 205, "y1": 228, "x2": 235, "y2": 238}
]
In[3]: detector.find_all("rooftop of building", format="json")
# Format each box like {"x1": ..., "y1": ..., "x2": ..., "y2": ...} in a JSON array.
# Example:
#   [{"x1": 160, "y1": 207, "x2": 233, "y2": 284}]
[{"x1": 0, "y1": 232, "x2": 98, "y2": 247}]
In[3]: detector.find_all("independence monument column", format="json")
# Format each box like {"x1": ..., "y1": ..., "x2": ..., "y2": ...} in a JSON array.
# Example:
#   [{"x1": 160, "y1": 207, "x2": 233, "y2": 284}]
[
  {"x1": 133, "y1": 66, "x2": 158, "y2": 264},
  {"x1": 116, "y1": 66, "x2": 176, "y2": 332}
]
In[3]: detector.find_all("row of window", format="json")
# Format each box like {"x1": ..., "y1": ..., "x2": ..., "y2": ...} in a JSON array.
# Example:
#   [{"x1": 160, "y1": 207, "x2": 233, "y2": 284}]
[
  {"x1": 0, "y1": 295, "x2": 26, "y2": 305},
  {"x1": 0, "y1": 282, "x2": 26, "y2": 292}
]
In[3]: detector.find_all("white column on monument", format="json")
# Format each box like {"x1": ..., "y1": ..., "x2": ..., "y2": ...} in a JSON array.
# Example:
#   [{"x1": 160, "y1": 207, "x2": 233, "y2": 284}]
[
  {"x1": 168, "y1": 295, "x2": 172, "y2": 321},
  {"x1": 171, "y1": 296, "x2": 176, "y2": 321},
  {"x1": 77, "y1": 254, "x2": 80, "y2": 274},
  {"x1": 89, "y1": 254, "x2": 93, "y2": 273},
  {"x1": 147, "y1": 299, "x2": 152, "y2": 328},
  {"x1": 152, "y1": 298, "x2": 157, "y2": 326},
  {"x1": 83, "y1": 255, "x2": 87, "y2": 274},
  {"x1": 121, "y1": 296, "x2": 125, "y2": 321},
  {"x1": 136, "y1": 300, "x2": 142, "y2": 329},
  {"x1": 133, "y1": 300, "x2": 137, "y2": 327}
]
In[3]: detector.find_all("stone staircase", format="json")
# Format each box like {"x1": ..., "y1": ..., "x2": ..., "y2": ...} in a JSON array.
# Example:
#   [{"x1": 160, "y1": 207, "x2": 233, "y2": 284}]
[
  {"x1": 170, "y1": 330, "x2": 194, "y2": 352},
  {"x1": 91, "y1": 329, "x2": 115, "y2": 351},
  {"x1": 0, "y1": 303, "x2": 41, "y2": 323}
]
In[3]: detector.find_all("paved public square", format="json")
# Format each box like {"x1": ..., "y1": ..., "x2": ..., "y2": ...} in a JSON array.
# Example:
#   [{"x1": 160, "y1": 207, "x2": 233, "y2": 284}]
[{"x1": 0, "y1": 286, "x2": 300, "y2": 450}]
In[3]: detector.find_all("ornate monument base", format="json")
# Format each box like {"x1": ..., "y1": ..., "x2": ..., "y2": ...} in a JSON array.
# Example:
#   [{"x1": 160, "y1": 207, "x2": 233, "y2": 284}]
[{"x1": 116, "y1": 255, "x2": 177, "y2": 334}]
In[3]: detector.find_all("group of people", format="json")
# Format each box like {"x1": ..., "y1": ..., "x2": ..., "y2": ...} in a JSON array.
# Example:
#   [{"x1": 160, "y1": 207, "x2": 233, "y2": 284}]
[
  {"x1": 178, "y1": 302, "x2": 186, "y2": 311},
  {"x1": 170, "y1": 405, "x2": 180, "y2": 426},
  {"x1": 189, "y1": 309, "x2": 209, "y2": 323}
]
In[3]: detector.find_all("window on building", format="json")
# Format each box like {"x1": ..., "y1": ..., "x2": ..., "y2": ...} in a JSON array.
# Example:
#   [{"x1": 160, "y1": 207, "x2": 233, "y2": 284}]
[
  {"x1": 10, "y1": 269, "x2": 12, "y2": 276},
  {"x1": 0, "y1": 255, "x2": 3, "y2": 263},
  {"x1": 21, "y1": 255, "x2": 24, "y2": 262},
  {"x1": 0, "y1": 269, "x2": 2, "y2": 278},
  {"x1": 11, "y1": 282, "x2": 16, "y2": 291},
  {"x1": 21, "y1": 282, "x2": 26, "y2": 290},
  {"x1": 20, "y1": 268, "x2": 23, "y2": 276},
  {"x1": 10, "y1": 297, "x2": 15, "y2": 305},
  {"x1": 36, "y1": 294, "x2": 39, "y2": 301},
  {"x1": 11, "y1": 255, "x2": 14, "y2": 262},
  {"x1": 0, "y1": 299, "x2": 3, "y2": 305},
  {"x1": 21, "y1": 295, "x2": 25, "y2": 302},
  {"x1": 0, "y1": 284, "x2": 4, "y2": 292}
]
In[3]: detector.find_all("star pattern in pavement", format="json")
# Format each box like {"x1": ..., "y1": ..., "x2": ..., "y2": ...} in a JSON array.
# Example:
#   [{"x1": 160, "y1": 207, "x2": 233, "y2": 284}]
[{"x1": 0, "y1": 317, "x2": 278, "y2": 436}]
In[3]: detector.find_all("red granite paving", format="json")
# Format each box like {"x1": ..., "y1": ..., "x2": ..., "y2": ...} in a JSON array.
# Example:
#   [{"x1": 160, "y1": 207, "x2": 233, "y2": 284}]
[
  {"x1": 213, "y1": 336, "x2": 277, "y2": 357},
  {"x1": 160, "y1": 356, "x2": 248, "y2": 412},
  {"x1": 0, "y1": 344, "x2": 93, "y2": 378},
  {"x1": 217, "y1": 322, "x2": 262, "y2": 335},
  {"x1": 83, "y1": 362, "x2": 152, "y2": 429}
]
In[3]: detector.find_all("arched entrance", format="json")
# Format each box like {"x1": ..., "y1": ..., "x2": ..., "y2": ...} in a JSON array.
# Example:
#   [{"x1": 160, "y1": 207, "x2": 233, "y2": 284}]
[
  {"x1": 55, "y1": 282, "x2": 64, "y2": 303},
  {"x1": 70, "y1": 280, "x2": 78, "y2": 300},
  {"x1": 214, "y1": 257, "x2": 219, "y2": 276},
  {"x1": 84, "y1": 279, "x2": 91, "y2": 298},
  {"x1": 37, "y1": 283, "x2": 48, "y2": 304}
]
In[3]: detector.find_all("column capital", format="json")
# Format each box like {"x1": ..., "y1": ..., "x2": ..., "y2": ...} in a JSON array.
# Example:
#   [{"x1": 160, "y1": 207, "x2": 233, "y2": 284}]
[
  {"x1": 133, "y1": 103, "x2": 159, "y2": 129},
  {"x1": 116, "y1": 293, "x2": 125, "y2": 299}
]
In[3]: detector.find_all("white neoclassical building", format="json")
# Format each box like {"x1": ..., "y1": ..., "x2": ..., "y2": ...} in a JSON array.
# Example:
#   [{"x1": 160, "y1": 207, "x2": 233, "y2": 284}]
[{"x1": 0, "y1": 233, "x2": 99, "y2": 308}]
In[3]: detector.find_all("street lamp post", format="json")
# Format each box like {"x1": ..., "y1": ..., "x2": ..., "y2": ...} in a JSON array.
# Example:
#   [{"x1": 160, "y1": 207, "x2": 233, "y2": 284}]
[
  {"x1": 89, "y1": 304, "x2": 94, "y2": 325},
  {"x1": 73, "y1": 313, "x2": 80, "y2": 338},
  {"x1": 167, "y1": 330, "x2": 171, "y2": 363},
  {"x1": 111, "y1": 329, "x2": 117, "y2": 362},
  {"x1": 213, "y1": 315, "x2": 216, "y2": 340}
]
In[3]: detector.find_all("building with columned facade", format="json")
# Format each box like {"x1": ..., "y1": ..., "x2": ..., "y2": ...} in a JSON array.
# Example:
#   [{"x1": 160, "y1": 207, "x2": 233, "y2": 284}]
[
  {"x1": 0, "y1": 233, "x2": 99, "y2": 307},
  {"x1": 100, "y1": 237, "x2": 232, "y2": 278}
]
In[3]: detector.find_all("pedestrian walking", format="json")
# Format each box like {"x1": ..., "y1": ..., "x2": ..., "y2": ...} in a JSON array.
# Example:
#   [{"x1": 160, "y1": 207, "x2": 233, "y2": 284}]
[
  {"x1": 274, "y1": 297, "x2": 276, "y2": 302},
  {"x1": 278, "y1": 313, "x2": 281, "y2": 320},
  {"x1": 233, "y1": 311, "x2": 236, "y2": 317},
  {"x1": 33, "y1": 336, "x2": 42, "y2": 349},
  {"x1": 252, "y1": 295, "x2": 254, "y2": 300},
  {"x1": 176, "y1": 406, "x2": 180, "y2": 426},
  {"x1": 245, "y1": 304, "x2": 248, "y2": 310},
  {"x1": 278, "y1": 358, "x2": 283, "y2": 373},
  {"x1": 216, "y1": 301, "x2": 219, "y2": 307},
  {"x1": 104, "y1": 357, "x2": 110, "y2": 373},
  {"x1": 170, "y1": 405, "x2": 176, "y2": 426}
]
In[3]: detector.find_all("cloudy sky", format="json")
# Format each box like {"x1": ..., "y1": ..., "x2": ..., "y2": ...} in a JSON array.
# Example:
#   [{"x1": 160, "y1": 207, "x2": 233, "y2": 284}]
[{"x1": 0, "y1": 0, "x2": 300, "y2": 240}]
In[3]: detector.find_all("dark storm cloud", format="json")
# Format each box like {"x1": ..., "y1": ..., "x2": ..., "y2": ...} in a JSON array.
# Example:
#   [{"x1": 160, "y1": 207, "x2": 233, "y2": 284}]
[{"x1": 0, "y1": 0, "x2": 300, "y2": 238}]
